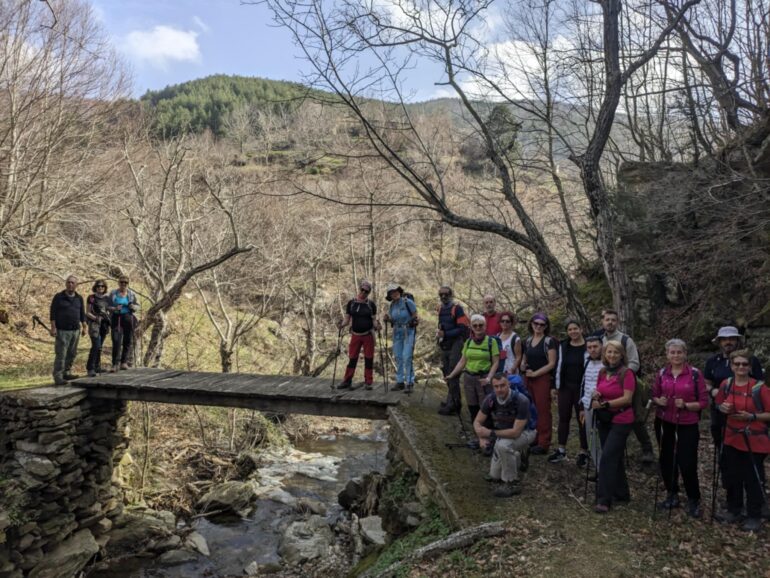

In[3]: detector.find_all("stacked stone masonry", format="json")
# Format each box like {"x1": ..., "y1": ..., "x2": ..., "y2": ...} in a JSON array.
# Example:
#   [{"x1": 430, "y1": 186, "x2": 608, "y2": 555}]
[{"x1": 0, "y1": 387, "x2": 128, "y2": 578}]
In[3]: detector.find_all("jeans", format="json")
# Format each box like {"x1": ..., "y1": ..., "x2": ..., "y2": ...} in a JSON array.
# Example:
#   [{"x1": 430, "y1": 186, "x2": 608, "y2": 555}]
[
  {"x1": 655, "y1": 419, "x2": 701, "y2": 502},
  {"x1": 392, "y1": 325, "x2": 415, "y2": 385},
  {"x1": 53, "y1": 329, "x2": 80, "y2": 383},
  {"x1": 597, "y1": 422, "x2": 632, "y2": 506}
]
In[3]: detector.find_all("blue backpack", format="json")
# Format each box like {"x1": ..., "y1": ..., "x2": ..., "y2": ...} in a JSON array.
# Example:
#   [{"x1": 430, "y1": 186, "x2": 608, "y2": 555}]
[{"x1": 507, "y1": 374, "x2": 538, "y2": 431}]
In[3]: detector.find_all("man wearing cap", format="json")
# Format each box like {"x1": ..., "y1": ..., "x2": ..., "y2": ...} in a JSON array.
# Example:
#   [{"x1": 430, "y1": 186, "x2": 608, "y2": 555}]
[
  {"x1": 704, "y1": 326, "x2": 765, "y2": 447},
  {"x1": 383, "y1": 284, "x2": 418, "y2": 393},
  {"x1": 338, "y1": 281, "x2": 382, "y2": 390}
]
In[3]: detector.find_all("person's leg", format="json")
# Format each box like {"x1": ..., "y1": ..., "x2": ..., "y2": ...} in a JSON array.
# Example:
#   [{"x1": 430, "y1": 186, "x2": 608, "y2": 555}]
[
  {"x1": 556, "y1": 387, "x2": 572, "y2": 449},
  {"x1": 597, "y1": 423, "x2": 631, "y2": 507},
  {"x1": 87, "y1": 330, "x2": 99, "y2": 373},
  {"x1": 498, "y1": 431, "x2": 536, "y2": 482},
  {"x1": 405, "y1": 328, "x2": 415, "y2": 387},
  {"x1": 463, "y1": 373, "x2": 481, "y2": 424},
  {"x1": 120, "y1": 317, "x2": 133, "y2": 367},
  {"x1": 573, "y1": 388, "x2": 588, "y2": 452},
  {"x1": 342, "y1": 334, "x2": 363, "y2": 384},
  {"x1": 97, "y1": 321, "x2": 109, "y2": 373},
  {"x1": 722, "y1": 446, "x2": 743, "y2": 515},
  {"x1": 527, "y1": 375, "x2": 552, "y2": 451},
  {"x1": 677, "y1": 424, "x2": 701, "y2": 503},
  {"x1": 52, "y1": 331, "x2": 68, "y2": 383},
  {"x1": 745, "y1": 452, "x2": 766, "y2": 520},
  {"x1": 64, "y1": 330, "x2": 80, "y2": 377},
  {"x1": 614, "y1": 425, "x2": 633, "y2": 501},
  {"x1": 362, "y1": 333, "x2": 375, "y2": 385},
  {"x1": 392, "y1": 326, "x2": 405, "y2": 385}
]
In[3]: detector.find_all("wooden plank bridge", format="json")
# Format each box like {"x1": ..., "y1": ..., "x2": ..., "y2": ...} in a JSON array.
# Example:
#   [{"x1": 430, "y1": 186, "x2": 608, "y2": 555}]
[{"x1": 73, "y1": 368, "x2": 402, "y2": 419}]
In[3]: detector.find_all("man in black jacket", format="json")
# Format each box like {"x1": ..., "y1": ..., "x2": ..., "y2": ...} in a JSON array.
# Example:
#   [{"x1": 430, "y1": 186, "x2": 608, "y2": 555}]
[{"x1": 50, "y1": 276, "x2": 87, "y2": 385}]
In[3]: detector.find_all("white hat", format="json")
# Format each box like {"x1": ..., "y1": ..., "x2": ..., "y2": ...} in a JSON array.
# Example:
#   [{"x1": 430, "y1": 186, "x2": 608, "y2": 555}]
[
  {"x1": 712, "y1": 326, "x2": 744, "y2": 343},
  {"x1": 385, "y1": 283, "x2": 403, "y2": 301}
]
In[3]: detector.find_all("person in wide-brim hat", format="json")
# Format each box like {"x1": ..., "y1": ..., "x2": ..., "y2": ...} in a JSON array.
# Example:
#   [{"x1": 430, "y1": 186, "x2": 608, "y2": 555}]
[
  {"x1": 711, "y1": 325, "x2": 745, "y2": 344},
  {"x1": 385, "y1": 283, "x2": 403, "y2": 302}
]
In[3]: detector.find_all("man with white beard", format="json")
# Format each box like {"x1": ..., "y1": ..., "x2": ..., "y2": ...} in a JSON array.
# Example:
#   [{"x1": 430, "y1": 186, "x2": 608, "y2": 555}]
[{"x1": 474, "y1": 372, "x2": 537, "y2": 497}]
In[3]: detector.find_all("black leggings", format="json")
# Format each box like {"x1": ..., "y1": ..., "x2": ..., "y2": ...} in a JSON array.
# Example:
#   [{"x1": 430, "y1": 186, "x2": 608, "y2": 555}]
[
  {"x1": 655, "y1": 418, "x2": 701, "y2": 502},
  {"x1": 597, "y1": 422, "x2": 632, "y2": 506},
  {"x1": 557, "y1": 383, "x2": 588, "y2": 450},
  {"x1": 86, "y1": 320, "x2": 110, "y2": 372},
  {"x1": 111, "y1": 314, "x2": 134, "y2": 365}
]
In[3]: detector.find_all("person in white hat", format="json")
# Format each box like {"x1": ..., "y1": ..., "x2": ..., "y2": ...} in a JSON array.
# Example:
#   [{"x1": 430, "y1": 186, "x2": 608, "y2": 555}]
[
  {"x1": 704, "y1": 326, "x2": 765, "y2": 448},
  {"x1": 383, "y1": 283, "x2": 418, "y2": 393}
]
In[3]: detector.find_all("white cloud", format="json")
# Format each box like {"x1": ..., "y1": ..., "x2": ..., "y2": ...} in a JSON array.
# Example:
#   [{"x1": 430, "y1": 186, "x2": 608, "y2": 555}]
[
  {"x1": 192, "y1": 15, "x2": 210, "y2": 34},
  {"x1": 122, "y1": 25, "x2": 201, "y2": 69}
]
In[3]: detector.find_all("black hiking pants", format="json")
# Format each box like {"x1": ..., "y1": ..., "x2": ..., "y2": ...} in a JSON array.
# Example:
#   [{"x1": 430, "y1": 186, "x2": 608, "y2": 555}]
[
  {"x1": 557, "y1": 382, "x2": 588, "y2": 450},
  {"x1": 655, "y1": 419, "x2": 701, "y2": 502},
  {"x1": 440, "y1": 337, "x2": 463, "y2": 408},
  {"x1": 723, "y1": 445, "x2": 767, "y2": 519},
  {"x1": 597, "y1": 422, "x2": 632, "y2": 507}
]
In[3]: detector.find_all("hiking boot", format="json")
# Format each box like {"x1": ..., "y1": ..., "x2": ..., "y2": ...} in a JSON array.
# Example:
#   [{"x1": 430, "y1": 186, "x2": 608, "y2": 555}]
[
  {"x1": 109, "y1": 365, "x2": 118, "y2": 373},
  {"x1": 530, "y1": 446, "x2": 547, "y2": 456},
  {"x1": 686, "y1": 499, "x2": 702, "y2": 519},
  {"x1": 87, "y1": 370, "x2": 97, "y2": 378},
  {"x1": 438, "y1": 403, "x2": 459, "y2": 415},
  {"x1": 53, "y1": 378, "x2": 69, "y2": 386},
  {"x1": 715, "y1": 510, "x2": 742, "y2": 524},
  {"x1": 594, "y1": 504, "x2": 610, "y2": 514},
  {"x1": 493, "y1": 482, "x2": 521, "y2": 498},
  {"x1": 336, "y1": 380, "x2": 352, "y2": 390},
  {"x1": 483, "y1": 473, "x2": 502, "y2": 483},
  {"x1": 63, "y1": 372, "x2": 78, "y2": 381},
  {"x1": 404, "y1": 383, "x2": 414, "y2": 394},
  {"x1": 548, "y1": 449, "x2": 567, "y2": 464},
  {"x1": 394, "y1": 382, "x2": 405, "y2": 391},
  {"x1": 658, "y1": 494, "x2": 680, "y2": 510},
  {"x1": 364, "y1": 383, "x2": 374, "y2": 390},
  {"x1": 741, "y1": 518, "x2": 762, "y2": 532},
  {"x1": 119, "y1": 363, "x2": 129, "y2": 370},
  {"x1": 520, "y1": 449, "x2": 530, "y2": 473},
  {"x1": 576, "y1": 453, "x2": 589, "y2": 468},
  {"x1": 640, "y1": 450, "x2": 655, "y2": 464}
]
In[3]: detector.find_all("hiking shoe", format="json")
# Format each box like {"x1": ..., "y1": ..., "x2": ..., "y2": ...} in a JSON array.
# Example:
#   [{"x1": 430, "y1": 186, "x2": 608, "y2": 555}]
[
  {"x1": 686, "y1": 500, "x2": 702, "y2": 519},
  {"x1": 493, "y1": 482, "x2": 521, "y2": 498},
  {"x1": 741, "y1": 518, "x2": 762, "y2": 532},
  {"x1": 466, "y1": 440, "x2": 480, "y2": 450},
  {"x1": 594, "y1": 504, "x2": 610, "y2": 514},
  {"x1": 715, "y1": 510, "x2": 742, "y2": 524},
  {"x1": 53, "y1": 378, "x2": 69, "y2": 386},
  {"x1": 576, "y1": 453, "x2": 589, "y2": 468},
  {"x1": 336, "y1": 380, "x2": 352, "y2": 390},
  {"x1": 438, "y1": 404, "x2": 459, "y2": 415},
  {"x1": 483, "y1": 474, "x2": 502, "y2": 483},
  {"x1": 640, "y1": 450, "x2": 655, "y2": 464},
  {"x1": 520, "y1": 449, "x2": 530, "y2": 473},
  {"x1": 119, "y1": 363, "x2": 129, "y2": 370},
  {"x1": 63, "y1": 372, "x2": 78, "y2": 381},
  {"x1": 364, "y1": 383, "x2": 373, "y2": 390},
  {"x1": 658, "y1": 494, "x2": 680, "y2": 510},
  {"x1": 394, "y1": 382, "x2": 405, "y2": 391},
  {"x1": 530, "y1": 446, "x2": 547, "y2": 456},
  {"x1": 87, "y1": 370, "x2": 97, "y2": 378},
  {"x1": 404, "y1": 383, "x2": 414, "y2": 394},
  {"x1": 548, "y1": 449, "x2": 567, "y2": 464}
]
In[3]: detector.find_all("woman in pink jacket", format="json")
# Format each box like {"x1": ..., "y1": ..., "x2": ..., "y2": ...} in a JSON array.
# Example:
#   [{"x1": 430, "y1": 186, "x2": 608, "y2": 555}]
[{"x1": 651, "y1": 338, "x2": 708, "y2": 517}]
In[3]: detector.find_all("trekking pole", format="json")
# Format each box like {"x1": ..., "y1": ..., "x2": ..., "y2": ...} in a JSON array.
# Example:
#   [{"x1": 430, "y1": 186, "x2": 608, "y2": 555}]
[
  {"x1": 710, "y1": 420, "x2": 728, "y2": 523},
  {"x1": 668, "y1": 409, "x2": 681, "y2": 521},
  {"x1": 330, "y1": 326, "x2": 343, "y2": 391},
  {"x1": 407, "y1": 325, "x2": 417, "y2": 395},
  {"x1": 384, "y1": 322, "x2": 390, "y2": 390},
  {"x1": 584, "y1": 411, "x2": 595, "y2": 503},
  {"x1": 377, "y1": 328, "x2": 388, "y2": 393},
  {"x1": 741, "y1": 426, "x2": 769, "y2": 509}
]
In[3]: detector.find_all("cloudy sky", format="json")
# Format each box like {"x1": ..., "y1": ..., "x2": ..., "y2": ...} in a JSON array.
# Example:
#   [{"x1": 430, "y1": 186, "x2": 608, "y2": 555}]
[{"x1": 94, "y1": 0, "x2": 314, "y2": 96}]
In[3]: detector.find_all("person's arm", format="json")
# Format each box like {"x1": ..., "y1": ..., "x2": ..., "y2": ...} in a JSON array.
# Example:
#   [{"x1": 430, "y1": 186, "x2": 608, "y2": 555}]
[
  {"x1": 513, "y1": 338, "x2": 522, "y2": 373},
  {"x1": 86, "y1": 296, "x2": 98, "y2": 321},
  {"x1": 79, "y1": 295, "x2": 87, "y2": 335},
  {"x1": 371, "y1": 302, "x2": 381, "y2": 331},
  {"x1": 473, "y1": 408, "x2": 491, "y2": 437},
  {"x1": 446, "y1": 355, "x2": 467, "y2": 380},
  {"x1": 625, "y1": 337, "x2": 640, "y2": 373},
  {"x1": 483, "y1": 341, "x2": 500, "y2": 384},
  {"x1": 49, "y1": 295, "x2": 58, "y2": 336},
  {"x1": 554, "y1": 343, "x2": 564, "y2": 389},
  {"x1": 443, "y1": 305, "x2": 466, "y2": 339},
  {"x1": 689, "y1": 370, "x2": 709, "y2": 412}
]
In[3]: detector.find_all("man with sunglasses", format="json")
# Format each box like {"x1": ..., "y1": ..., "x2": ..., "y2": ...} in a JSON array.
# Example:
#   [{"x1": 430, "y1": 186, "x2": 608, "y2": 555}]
[
  {"x1": 338, "y1": 280, "x2": 382, "y2": 390},
  {"x1": 436, "y1": 286, "x2": 470, "y2": 415},
  {"x1": 49, "y1": 275, "x2": 87, "y2": 385}
]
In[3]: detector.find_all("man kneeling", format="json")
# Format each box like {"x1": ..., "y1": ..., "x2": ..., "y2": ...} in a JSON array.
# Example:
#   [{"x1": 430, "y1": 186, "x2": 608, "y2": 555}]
[{"x1": 474, "y1": 372, "x2": 537, "y2": 497}]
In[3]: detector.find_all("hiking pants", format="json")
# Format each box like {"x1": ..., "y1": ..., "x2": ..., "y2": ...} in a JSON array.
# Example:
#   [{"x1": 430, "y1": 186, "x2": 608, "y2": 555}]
[
  {"x1": 490, "y1": 430, "x2": 537, "y2": 483},
  {"x1": 526, "y1": 373, "x2": 552, "y2": 450},
  {"x1": 597, "y1": 422, "x2": 632, "y2": 507},
  {"x1": 440, "y1": 337, "x2": 464, "y2": 408},
  {"x1": 343, "y1": 332, "x2": 375, "y2": 385},
  {"x1": 392, "y1": 325, "x2": 415, "y2": 385},
  {"x1": 86, "y1": 320, "x2": 110, "y2": 373},
  {"x1": 632, "y1": 420, "x2": 654, "y2": 455},
  {"x1": 723, "y1": 445, "x2": 767, "y2": 518},
  {"x1": 53, "y1": 329, "x2": 80, "y2": 383},
  {"x1": 464, "y1": 372, "x2": 492, "y2": 426},
  {"x1": 656, "y1": 419, "x2": 701, "y2": 502},
  {"x1": 111, "y1": 313, "x2": 134, "y2": 366},
  {"x1": 584, "y1": 409, "x2": 602, "y2": 470},
  {"x1": 558, "y1": 382, "x2": 588, "y2": 450}
]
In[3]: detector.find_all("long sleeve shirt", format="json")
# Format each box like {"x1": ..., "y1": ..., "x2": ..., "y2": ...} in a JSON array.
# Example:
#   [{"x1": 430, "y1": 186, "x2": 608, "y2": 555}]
[
  {"x1": 651, "y1": 364, "x2": 708, "y2": 425},
  {"x1": 50, "y1": 291, "x2": 86, "y2": 331}
]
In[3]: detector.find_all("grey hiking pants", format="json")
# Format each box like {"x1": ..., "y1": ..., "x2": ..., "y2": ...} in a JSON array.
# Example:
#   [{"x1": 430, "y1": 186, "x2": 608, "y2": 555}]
[
  {"x1": 53, "y1": 329, "x2": 80, "y2": 383},
  {"x1": 490, "y1": 430, "x2": 537, "y2": 483}
]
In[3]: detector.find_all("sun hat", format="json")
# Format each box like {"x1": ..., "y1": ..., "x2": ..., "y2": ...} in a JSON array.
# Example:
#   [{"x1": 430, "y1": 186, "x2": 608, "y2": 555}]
[{"x1": 712, "y1": 326, "x2": 744, "y2": 343}]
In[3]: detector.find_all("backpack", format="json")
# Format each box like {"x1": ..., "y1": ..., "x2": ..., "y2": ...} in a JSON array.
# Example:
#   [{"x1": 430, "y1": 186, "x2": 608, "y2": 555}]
[
  {"x1": 507, "y1": 374, "x2": 538, "y2": 430},
  {"x1": 591, "y1": 329, "x2": 642, "y2": 377},
  {"x1": 600, "y1": 366, "x2": 648, "y2": 423},
  {"x1": 393, "y1": 294, "x2": 418, "y2": 326}
]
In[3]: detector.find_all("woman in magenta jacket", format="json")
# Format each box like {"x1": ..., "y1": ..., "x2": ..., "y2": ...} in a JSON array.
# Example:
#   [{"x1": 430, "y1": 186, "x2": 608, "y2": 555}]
[
  {"x1": 651, "y1": 339, "x2": 708, "y2": 517},
  {"x1": 591, "y1": 340, "x2": 635, "y2": 513}
]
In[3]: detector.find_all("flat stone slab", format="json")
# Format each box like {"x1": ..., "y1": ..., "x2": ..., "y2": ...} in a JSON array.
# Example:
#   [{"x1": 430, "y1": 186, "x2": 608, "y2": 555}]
[{"x1": 0, "y1": 387, "x2": 87, "y2": 408}]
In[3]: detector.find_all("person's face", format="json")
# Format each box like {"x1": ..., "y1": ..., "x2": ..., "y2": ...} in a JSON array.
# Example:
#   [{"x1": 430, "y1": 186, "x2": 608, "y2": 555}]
[
  {"x1": 602, "y1": 314, "x2": 618, "y2": 333},
  {"x1": 604, "y1": 345, "x2": 622, "y2": 366},
  {"x1": 483, "y1": 297, "x2": 496, "y2": 314},
  {"x1": 65, "y1": 277, "x2": 77, "y2": 292},
  {"x1": 567, "y1": 323, "x2": 582, "y2": 341},
  {"x1": 439, "y1": 289, "x2": 451, "y2": 304},
  {"x1": 666, "y1": 345, "x2": 686, "y2": 366},
  {"x1": 471, "y1": 320, "x2": 486, "y2": 337},
  {"x1": 731, "y1": 356, "x2": 751, "y2": 378},
  {"x1": 531, "y1": 319, "x2": 546, "y2": 335},
  {"x1": 719, "y1": 337, "x2": 739, "y2": 354},
  {"x1": 358, "y1": 285, "x2": 371, "y2": 298},
  {"x1": 119, "y1": 279, "x2": 129, "y2": 291},
  {"x1": 492, "y1": 379, "x2": 509, "y2": 398},
  {"x1": 587, "y1": 341, "x2": 602, "y2": 360},
  {"x1": 388, "y1": 289, "x2": 400, "y2": 301},
  {"x1": 95, "y1": 283, "x2": 107, "y2": 294},
  {"x1": 499, "y1": 316, "x2": 513, "y2": 331}
]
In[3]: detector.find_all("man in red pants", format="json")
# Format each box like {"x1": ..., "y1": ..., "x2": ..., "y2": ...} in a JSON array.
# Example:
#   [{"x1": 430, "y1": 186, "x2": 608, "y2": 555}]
[{"x1": 338, "y1": 280, "x2": 382, "y2": 390}]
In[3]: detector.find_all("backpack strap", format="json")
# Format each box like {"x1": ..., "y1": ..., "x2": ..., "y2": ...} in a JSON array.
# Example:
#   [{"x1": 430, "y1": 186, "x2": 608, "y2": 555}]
[
  {"x1": 691, "y1": 368, "x2": 700, "y2": 401},
  {"x1": 751, "y1": 381, "x2": 766, "y2": 413}
]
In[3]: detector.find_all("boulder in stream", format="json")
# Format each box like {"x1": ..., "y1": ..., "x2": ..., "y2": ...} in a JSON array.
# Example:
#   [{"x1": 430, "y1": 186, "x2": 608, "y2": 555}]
[
  {"x1": 278, "y1": 515, "x2": 333, "y2": 565},
  {"x1": 359, "y1": 516, "x2": 386, "y2": 546},
  {"x1": 196, "y1": 480, "x2": 259, "y2": 517}
]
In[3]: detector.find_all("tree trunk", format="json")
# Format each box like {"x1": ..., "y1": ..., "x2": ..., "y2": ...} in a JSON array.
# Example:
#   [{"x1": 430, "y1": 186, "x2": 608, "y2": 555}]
[
  {"x1": 220, "y1": 341, "x2": 233, "y2": 373},
  {"x1": 143, "y1": 311, "x2": 167, "y2": 368}
]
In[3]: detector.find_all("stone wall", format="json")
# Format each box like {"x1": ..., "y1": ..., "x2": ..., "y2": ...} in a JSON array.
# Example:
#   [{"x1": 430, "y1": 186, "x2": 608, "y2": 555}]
[{"x1": 0, "y1": 387, "x2": 128, "y2": 578}]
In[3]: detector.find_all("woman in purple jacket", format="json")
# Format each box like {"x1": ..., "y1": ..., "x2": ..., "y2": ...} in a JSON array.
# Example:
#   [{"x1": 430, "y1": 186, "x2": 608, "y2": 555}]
[{"x1": 651, "y1": 338, "x2": 708, "y2": 517}]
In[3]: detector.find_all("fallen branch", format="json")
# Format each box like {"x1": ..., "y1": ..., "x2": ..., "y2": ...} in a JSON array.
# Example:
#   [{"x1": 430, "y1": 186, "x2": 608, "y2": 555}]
[{"x1": 365, "y1": 521, "x2": 506, "y2": 578}]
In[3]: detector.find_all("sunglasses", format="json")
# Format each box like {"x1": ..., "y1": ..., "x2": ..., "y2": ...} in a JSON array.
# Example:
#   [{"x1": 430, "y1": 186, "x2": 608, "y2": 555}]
[
  {"x1": 532, "y1": 321, "x2": 546, "y2": 327},
  {"x1": 500, "y1": 319, "x2": 512, "y2": 323},
  {"x1": 732, "y1": 361, "x2": 750, "y2": 367},
  {"x1": 438, "y1": 293, "x2": 450, "y2": 297},
  {"x1": 360, "y1": 288, "x2": 370, "y2": 293},
  {"x1": 96, "y1": 285, "x2": 106, "y2": 289},
  {"x1": 471, "y1": 323, "x2": 485, "y2": 328}
]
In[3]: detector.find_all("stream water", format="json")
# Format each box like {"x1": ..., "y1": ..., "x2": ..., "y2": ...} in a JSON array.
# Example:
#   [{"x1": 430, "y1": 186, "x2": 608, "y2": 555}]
[{"x1": 89, "y1": 421, "x2": 388, "y2": 577}]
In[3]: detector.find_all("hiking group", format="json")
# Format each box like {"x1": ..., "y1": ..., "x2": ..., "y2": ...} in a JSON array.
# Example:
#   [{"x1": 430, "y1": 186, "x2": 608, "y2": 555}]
[
  {"x1": 48, "y1": 274, "x2": 139, "y2": 385},
  {"x1": 334, "y1": 281, "x2": 769, "y2": 532}
]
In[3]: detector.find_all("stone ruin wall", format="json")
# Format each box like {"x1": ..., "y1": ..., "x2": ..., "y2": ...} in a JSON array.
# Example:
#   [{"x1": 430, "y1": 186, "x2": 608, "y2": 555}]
[{"x1": 0, "y1": 388, "x2": 128, "y2": 578}]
